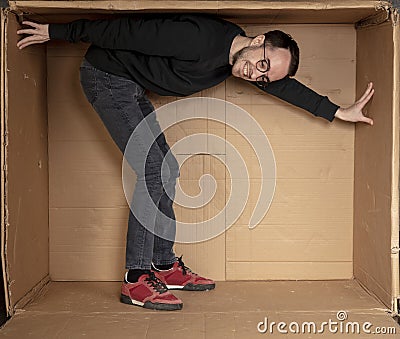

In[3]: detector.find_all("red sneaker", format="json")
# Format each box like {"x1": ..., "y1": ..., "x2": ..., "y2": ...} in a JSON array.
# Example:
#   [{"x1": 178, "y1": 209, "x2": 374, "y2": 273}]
[
  {"x1": 120, "y1": 271, "x2": 183, "y2": 311},
  {"x1": 152, "y1": 256, "x2": 215, "y2": 291}
]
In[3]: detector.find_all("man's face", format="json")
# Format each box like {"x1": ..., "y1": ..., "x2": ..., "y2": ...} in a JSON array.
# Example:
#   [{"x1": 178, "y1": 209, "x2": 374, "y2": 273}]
[{"x1": 231, "y1": 43, "x2": 291, "y2": 83}]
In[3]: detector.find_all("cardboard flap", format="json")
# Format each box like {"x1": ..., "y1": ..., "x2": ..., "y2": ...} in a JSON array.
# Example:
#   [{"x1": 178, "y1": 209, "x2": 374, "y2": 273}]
[
  {"x1": 4, "y1": 12, "x2": 49, "y2": 310},
  {"x1": 354, "y1": 21, "x2": 398, "y2": 310},
  {"x1": 7, "y1": 1, "x2": 383, "y2": 24}
]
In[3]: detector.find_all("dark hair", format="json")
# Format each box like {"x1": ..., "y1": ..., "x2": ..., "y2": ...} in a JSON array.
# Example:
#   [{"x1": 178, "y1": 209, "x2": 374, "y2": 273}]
[{"x1": 263, "y1": 30, "x2": 299, "y2": 77}]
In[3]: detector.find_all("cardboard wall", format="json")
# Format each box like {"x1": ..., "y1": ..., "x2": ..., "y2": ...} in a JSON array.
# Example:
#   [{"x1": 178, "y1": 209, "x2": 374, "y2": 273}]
[
  {"x1": 225, "y1": 24, "x2": 356, "y2": 280},
  {"x1": 47, "y1": 43, "x2": 127, "y2": 281},
  {"x1": 354, "y1": 21, "x2": 395, "y2": 309},
  {"x1": 48, "y1": 23, "x2": 356, "y2": 281},
  {"x1": 5, "y1": 14, "x2": 49, "y2": 307}
]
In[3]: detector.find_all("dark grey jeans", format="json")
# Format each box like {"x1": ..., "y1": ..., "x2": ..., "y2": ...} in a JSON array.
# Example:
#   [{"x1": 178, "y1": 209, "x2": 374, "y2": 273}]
[{"x1": 79, "y1": 58, "x2": 179, "y2": 270}]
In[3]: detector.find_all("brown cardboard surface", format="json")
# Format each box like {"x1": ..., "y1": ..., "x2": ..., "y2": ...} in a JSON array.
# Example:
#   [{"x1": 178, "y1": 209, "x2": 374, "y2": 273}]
[
  {"x1": 354, "y1": 22, "x2": 394, "y2": 309},
  {"x1": 227, "y1": 262, "x2": 353, "y2": 280},
  {"x1": 47, "y1": 44, "x2": 127, "y2": 281},
  {"x1": 5, "y1": 13, "x2": 49, "y2": 309},
  {"x1": 225, "y1": 24, "x2": 355, "y2": 280},
  {"x1": 0, "y1": 280, "x2": 399, "y2": 338},
  {"x1": 13, "y1": 275, "x2": 49, "y2": 310},
  {"x1": 50, "y1": 207, "x2": 127, "y2": 280}
]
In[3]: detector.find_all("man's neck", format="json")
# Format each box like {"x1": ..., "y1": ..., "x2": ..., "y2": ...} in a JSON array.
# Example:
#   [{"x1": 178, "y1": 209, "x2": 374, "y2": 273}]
[{"x1": 229, "y1": 34, "x2": 252, "y2": 65}]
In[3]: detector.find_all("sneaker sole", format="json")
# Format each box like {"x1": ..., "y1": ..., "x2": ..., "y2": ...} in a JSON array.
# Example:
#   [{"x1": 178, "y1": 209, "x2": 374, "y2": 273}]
[
  {"x1": 120, "y1": 294, "x2": 183, "y2": 311},
  {"x1": 167, "y1": 283, "x2": 216, "y2": 291}
]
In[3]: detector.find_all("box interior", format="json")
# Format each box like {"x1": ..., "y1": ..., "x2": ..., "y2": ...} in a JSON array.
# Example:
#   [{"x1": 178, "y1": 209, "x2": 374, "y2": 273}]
[
  {"x1": 1, "y1": 0, "x2": 399, "y2": 321},
  {"x1": 2, "y1": 280, "x2": 399, "y2": 337}
]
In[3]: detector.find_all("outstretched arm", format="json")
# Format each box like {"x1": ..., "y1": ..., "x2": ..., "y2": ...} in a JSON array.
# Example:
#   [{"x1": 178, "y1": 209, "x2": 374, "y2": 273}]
[{"x1": 253, "y1": 77, "x2": 374, "y2": 125}]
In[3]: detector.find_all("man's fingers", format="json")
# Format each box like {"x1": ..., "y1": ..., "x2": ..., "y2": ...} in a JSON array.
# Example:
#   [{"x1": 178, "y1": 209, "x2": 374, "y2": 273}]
[
  {"x1": 17, "y1": 41, "x2": 34, "y2": 49},
  {"x1": 18, "y1": 38, "x2": 48, "y2": 49},
  {"x1": 361, "y1": 116, "x2": 374, "y2": 126},
  {"x1": 359, "y1": 88, "x2": 375, "y2": 109},
  {"x1": 357, "y1": 82, "x2": 373, "y2": 104},
  {"x1": 18, "y1": 38, "x2": 49, "y2": 50},
  {"x1": 18, "y1": 35, "x2": 45, "y2": 44},
  {"x1": 358, "y1": 85, "x2": 374, "y2": 126},
  {"x1": 17, "y1": 35, "x2": 48, "y2": 49},
  {"x1": 17, "y1": 36, "x2": 36, "y2": 48},
  {"x1": 17, "y1": 40, "x2": 34, "y2": 49},
  {"x1": 17, "y1": 28, "x2": 40, "y2": 35},
  {"x1": 21, "y1": 21, "x2": 41, "y2": 29}
]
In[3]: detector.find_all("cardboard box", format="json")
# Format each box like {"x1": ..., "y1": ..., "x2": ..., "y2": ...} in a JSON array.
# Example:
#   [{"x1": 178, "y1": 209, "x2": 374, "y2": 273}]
[{"x1": 0, "y1": 0, "x2": 399, "y2": 335}]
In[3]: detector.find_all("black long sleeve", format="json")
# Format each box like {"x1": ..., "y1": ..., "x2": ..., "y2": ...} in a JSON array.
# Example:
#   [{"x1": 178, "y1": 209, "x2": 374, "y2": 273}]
[
  {"x1": 49, "y1": 16, "x2": 207, "y2": 59},
  {"x1": 253, "y1": 77, "x2": 339, "y2": 122}
]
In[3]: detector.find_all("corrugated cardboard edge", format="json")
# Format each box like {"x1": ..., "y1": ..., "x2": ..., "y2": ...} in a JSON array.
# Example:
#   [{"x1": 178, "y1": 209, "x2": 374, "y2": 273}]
[
  {"x1": 0, "y1": 8, "x2": 10, "y2": 317},
  {"x1": 7, "y1": 0, "x2": 389, "y2": 12},
  {"x1": 390, "y1": 9, "x2": 400, "y2": 316}
]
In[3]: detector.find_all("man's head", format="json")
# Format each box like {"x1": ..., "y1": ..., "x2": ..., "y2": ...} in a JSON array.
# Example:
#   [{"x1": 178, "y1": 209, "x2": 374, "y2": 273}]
[{"x1": 231, "y1": 30, "x2": 299, "y2": 85}]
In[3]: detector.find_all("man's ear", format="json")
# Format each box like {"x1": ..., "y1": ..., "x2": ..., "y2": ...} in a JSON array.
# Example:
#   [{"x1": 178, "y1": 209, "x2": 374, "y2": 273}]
[{"x1": 250, "y1": 34, "x2": 265, "y2": 47}]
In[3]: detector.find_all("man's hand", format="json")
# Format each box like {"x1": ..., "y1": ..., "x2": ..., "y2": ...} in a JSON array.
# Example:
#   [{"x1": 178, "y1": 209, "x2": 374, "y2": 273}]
[
  {"x1": 17, "y1": 21, "x2": 49, "y2": 50},
  {"x1": 334, "y1": 82, "x2": 374, "y2": 125}
]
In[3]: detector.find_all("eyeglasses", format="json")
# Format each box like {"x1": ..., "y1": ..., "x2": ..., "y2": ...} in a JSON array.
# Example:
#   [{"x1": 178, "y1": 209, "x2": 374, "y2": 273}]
[{"x1": 255, "y1": 39, "x2": 271, "y2": 89}]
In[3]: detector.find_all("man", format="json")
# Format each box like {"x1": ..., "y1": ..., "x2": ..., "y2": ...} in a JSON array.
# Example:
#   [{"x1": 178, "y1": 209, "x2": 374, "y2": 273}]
[{"x1": 17, "y1": 13, "x2": 374, "y2": 312}]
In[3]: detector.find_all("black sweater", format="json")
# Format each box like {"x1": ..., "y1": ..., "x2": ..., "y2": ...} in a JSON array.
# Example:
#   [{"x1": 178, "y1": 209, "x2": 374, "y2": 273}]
[{"x1": 49, "y1": 14, "x2": 339, "y2": 122}]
